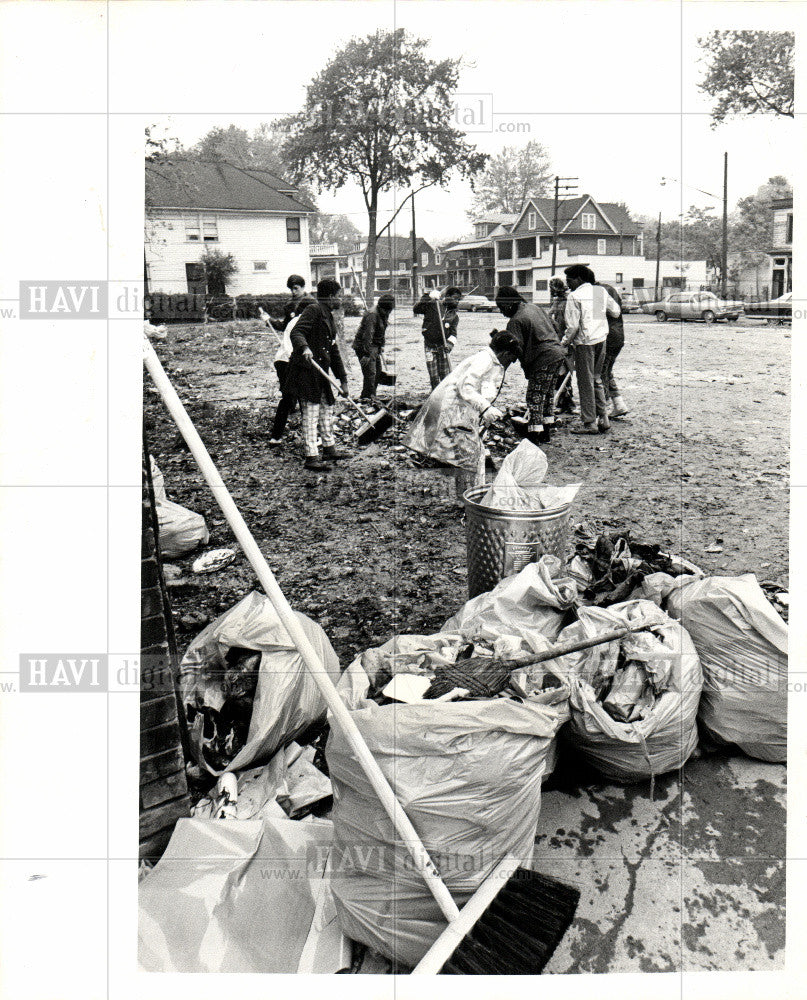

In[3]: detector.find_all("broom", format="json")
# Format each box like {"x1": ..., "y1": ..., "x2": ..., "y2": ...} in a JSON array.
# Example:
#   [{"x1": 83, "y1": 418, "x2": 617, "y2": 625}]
[
  {"x1": 308, "y1": 358, "x2": 395, "y2": 445},
  {"x1": 143, "y1": 334, "x2": 580, "y2": 975}
]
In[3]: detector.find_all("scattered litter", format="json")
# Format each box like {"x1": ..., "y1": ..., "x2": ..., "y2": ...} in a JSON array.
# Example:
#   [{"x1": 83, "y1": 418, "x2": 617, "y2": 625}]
[
  {"x1": 482, "y1": 440, "x2": 581, "y2": 511},
  {"x1": 666, "y1": 575, "x2": 788, "y2": 762},
  {"x1": 144, "y1": 319, "x2": 167, "y2": 340},
  {"x1": 704, "y1": 543, "x2": 724, "y2": 554},
  {"x1": 380, "y1": 673, "x2": 432, "y2": 703},
  {"x1": 180, "y1": 591, "x2": 340, "y2": 774},
  {"x1": 150, "y1": 458, "x2": 209, "y2": 558},
  {"x1": 192, "y1": 548, "x2": 236, "y2": 574}
]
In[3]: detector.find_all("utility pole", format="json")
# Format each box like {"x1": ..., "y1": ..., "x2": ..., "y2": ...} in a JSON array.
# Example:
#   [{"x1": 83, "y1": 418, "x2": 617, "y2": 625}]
[
  {"x1": 655, "y1": 212, "x2": 662, "y2": 300},
  {"x1": 721, "y1": 151, "x2": 728, "y2": 298},
  {"x1": 550, "y1": 175, "x2": 579, "y2": 276},
  {"x1": 411, "y1": 191, "x2": 418, "y2": 301}
]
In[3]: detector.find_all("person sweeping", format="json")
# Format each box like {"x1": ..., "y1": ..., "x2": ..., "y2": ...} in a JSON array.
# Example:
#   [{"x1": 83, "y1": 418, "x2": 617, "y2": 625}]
[
  {"x1": 287, "y1": 278, "x2": 349, "y2": 472},
  {"x1": 267, "y1": 274, "x2": 314, "y2": 445},
  {"x1": 353, "y1": 293, "x2": 395, "y2": 400},
  {"x1": 413, "y1": 286, "x2": 462, "y2": 389},
  {"x1": 404, "y1": 332, "x2": 518, "y2": 498},
  {"x1": 495, "y1": 286, "x2": 566, "y2": 445}
]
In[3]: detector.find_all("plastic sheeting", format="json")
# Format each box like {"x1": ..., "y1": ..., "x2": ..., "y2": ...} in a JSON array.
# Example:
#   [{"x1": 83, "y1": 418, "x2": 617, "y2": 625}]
[
  {"x1": 179, "y1": 591, "x2": 340, "y2": 775},
  {"x1": 666, "y1": 575, "x2": 788, "y2": 762},
  {"x1": 443, "y1": 554, "x2": 578, "y2": 642},
  {"x1": 557, "y1": 600, "x2": 703, "y2": 782},
  {"x1": 326, "y1": 641, "x2": 569, "y2": 967},
  {"x1": 138, "y1": 817, "x2": 350, "y2": 973}
]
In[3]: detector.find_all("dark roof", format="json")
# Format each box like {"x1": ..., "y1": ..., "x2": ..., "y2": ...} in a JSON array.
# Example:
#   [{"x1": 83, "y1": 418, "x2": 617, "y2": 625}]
[
  {"x1": 474, "y1": 212, "x2": 519, "y2": 225},
  {"x1": 145, "y1": 159, "x2": 315, "y2": 213},
  {"x1": 370, "y1": 235, "x2": 434, "y2": 256},
  {"x1": 597, "y1": 202, "x2": 641, "y2": 235},
  {"x1": 507, "y1": 195, "x2": 640, "y2": 236}
]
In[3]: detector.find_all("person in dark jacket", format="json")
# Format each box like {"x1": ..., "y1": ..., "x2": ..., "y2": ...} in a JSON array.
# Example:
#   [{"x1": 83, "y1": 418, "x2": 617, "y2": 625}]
[
  {"x1": 268, "y1": 275, "x2": 315, "y2": 445},
  {"x1": 287, "y1": 278, "x2": 349, "y2": 471},
  {"x1": 495, "y1": 286, "x2": 565, "y2": 444},
  {"x1": 595, "y1": 278, "x2": 629, "y2": 418},
  {"x1": 353, "y1": 293, "x2": 395, "y2": 399},
  {"x1": 548, "y1": 277, "x2": 575, "y2": 414},
  {"x1": 413, "y1": 285, "x2": 462, "y2": 389}
]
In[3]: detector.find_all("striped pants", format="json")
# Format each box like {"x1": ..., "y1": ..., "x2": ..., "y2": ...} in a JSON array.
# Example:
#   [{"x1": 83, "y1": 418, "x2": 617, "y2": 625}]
[
  {"x1": 300, "y1": 397, "x2": 336, "y2": 456},
  {"x1": 526, "y1": 362, "x2": 563, "y2": 431},
  {"x1": 425, "y1": 347, "x2": 451, "y2": 390}
]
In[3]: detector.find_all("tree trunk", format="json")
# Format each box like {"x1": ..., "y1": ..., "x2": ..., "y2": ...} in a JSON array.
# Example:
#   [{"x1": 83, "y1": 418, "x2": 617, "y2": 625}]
[{"x1": 365, "y1": 199, "x2": 378, "y2": 307}]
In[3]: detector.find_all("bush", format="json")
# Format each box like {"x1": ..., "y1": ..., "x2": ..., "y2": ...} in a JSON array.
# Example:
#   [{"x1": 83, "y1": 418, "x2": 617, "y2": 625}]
[{"x1": 146, "y1": 292, "x2": 206, "y2": 323}]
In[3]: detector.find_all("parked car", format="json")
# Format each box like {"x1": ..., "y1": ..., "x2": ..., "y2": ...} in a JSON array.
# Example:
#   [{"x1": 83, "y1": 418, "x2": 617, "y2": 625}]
[
  {"x1": 743, "y1": 292, "x2": 792, "y2": 324},
  {"x1": 619, "y1": 291, "x2": 641, "y2": 314},
  {"x1": 456, "y1": 294, "x2": 498, "y2": 312},
  {"x1": 646, "y1": 291, "x2": 741, "y2": 323}
]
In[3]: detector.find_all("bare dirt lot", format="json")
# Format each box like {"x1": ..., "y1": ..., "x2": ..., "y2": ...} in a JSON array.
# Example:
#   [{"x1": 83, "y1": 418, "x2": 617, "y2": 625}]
[{"x1": 145, "y1": 310, "x2": 789, "y2": 659}]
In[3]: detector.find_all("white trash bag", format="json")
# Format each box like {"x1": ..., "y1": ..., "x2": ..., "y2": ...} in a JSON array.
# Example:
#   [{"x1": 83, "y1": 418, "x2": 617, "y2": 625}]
[
  {"x1": 179, "y1": 591, "x2": 340, "y2": 775},
  {"x1": 556, "y1": 600, "x2": 702, "y2": 782},
  {"x1": 665, "y1": 575, "x2": 787, "y2": 763},
  {"x1": 326, "y1": 635, "x2": 569, "y2": 967},
  {"x1": 482, "y1": 439, "x2": 581, "y2": 512},
  {"x1": 149, "y1": 457, "x2": 209, "y2": 558},
  {"x1": 443, "y1": 554, "x2": 577, "y2": 642}
]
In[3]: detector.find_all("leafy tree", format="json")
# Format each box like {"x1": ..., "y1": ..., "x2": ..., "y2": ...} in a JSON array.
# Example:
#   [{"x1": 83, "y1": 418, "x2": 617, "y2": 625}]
[
  {"x1": 200, "y1": 248, "x2": 238, "y2": 295},
  {"x1": 699, "y1": 31, "x2": 794, "y2": 124},
  {"x1": 309, "y1": 213, "x2": 362, "y2": 250},
  {"x1": 470, "y1": 141, "x2": 553, "y2": 216},
  {"x1": 280, "y1": 29, "x2": 487, "y2": 302}
]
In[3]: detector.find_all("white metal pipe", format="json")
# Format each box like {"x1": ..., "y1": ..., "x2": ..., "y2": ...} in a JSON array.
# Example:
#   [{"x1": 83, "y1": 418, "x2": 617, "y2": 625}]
[{"x1": 143, "y1": 335, "x2": 460, "y2": 924}]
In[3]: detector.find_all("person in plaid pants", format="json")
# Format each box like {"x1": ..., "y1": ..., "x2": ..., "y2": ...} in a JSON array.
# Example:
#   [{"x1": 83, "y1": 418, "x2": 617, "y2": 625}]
[
  {"x1": 287, "y1": 279, "x2": 349, "y2": 471},
  {"x1": 413, "y1": 286, "x2": 462, "y2": 389},
  {"x1": 495, "y1": 286, "x2": 565, "y2": 445}
]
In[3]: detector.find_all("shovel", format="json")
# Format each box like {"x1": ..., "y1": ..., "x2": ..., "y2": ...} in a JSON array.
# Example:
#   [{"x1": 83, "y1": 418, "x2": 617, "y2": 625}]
[{"x1": 308, "y1": 358, "x2": 395, "y2": 445}]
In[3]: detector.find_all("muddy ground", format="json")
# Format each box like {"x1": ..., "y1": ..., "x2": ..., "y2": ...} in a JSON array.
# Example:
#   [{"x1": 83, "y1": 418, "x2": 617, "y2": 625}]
[{"x1": 145, "y1": 310, "x2": 789, "y2": 662}]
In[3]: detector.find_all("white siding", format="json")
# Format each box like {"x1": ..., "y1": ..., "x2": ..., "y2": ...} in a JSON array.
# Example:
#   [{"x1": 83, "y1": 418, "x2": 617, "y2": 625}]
[{"x1": 145, "y1": 209, "x2": 311, "y2": 295}]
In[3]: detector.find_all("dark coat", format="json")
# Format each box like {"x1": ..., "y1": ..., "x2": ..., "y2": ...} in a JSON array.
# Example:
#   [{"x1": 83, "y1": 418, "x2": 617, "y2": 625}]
[
  {"x1": 353, "y1": 308, "x2": 389, "y2": 357},
  {"x1": 506, "y1": 302, "x2": 565, "y2": 378},
  {"x1": 598, "y1": 282, "x2": 625, "y2": 353},
  {"x1": 287, "y1": 301, "x2": 347, "y2": 404},
  {"x1": 279, "y1": 294, "x2": 315, "y2": 331},
  {"x1": 413, "y1": 294, "x2": 458, "y2": 349}
]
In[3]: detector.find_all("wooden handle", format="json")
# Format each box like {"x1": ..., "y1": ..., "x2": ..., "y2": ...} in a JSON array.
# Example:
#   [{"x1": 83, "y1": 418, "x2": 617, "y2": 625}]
[
  {"x1": 509, "y1": 623, "x2": 653, "y2": 671},
  {"x1": 307, "y1": 358, "x2": 371, "y2": 424},
  {"x1": 143, "y1": 336, "x2": 460, "y2": 923}
]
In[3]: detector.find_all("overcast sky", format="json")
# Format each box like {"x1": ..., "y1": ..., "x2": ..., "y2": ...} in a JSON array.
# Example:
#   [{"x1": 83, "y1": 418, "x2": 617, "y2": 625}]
[{"x1": 134, "y1": 0, "x2": 797, "y2": 244}]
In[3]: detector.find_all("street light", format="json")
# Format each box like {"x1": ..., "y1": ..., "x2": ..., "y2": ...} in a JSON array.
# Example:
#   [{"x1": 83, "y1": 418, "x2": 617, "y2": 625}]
[{"x1": 660, "y1": 156, "x2": 729, "y2": 297}]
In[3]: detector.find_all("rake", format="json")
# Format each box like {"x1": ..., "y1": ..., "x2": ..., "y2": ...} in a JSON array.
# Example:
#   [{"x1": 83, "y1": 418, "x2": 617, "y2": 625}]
[
  {"x1": 143, "y1": 333, "x2": 579, "y2": 974},
  {"x1": 308, "y1": 358, "x2": 395, "y2": 446}
]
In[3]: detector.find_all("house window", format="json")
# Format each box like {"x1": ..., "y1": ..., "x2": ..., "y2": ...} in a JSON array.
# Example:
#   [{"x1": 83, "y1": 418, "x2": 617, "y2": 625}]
[
  {"x1": 498, "y1": 271, "x2": 513, "y2": 286},
  {"x1": 421, "y1": 251, "x2": 428, "y2": 267},
  {"x1": 253, "y1": 261, "x2": 268, "y2": 271},
  {"x1": 286, "y1": 217, "x2": 301, "y2": 243},
  {"x1": 527, "y1": 211, "x2": 537, "y2": 230},
  {"x1": 597, "y1": 239, "x2": 607, "y2": 255},
  {"x1": 516, "y1": 269, "x2": 531, "y2": 286},
  {"x1": 184, "y1": 216, "x2": 200, "y2": 241},
  {"x1": 202, "y1": 218, "x2": 218, "y2": 242},
  {"x1": 535, "y1": 279, "x2": 548, "y2": 291},
  {"x1": 633, "y1": 277, "x2": 645, "y2": 288},
  {"x1": 581, "y1": 213, "x2": 596, "y2": 230},
  {"x1": 615, "y1": 272, "x2": 623, "y2": 282},
  {"x1": 497, "y1": 241, "x2": 513, "y2": 261},
  {"x1": 516, "y1": 237, "x2": 536, "y2": 259},
  {"x1": 786, "y1": 214, "x2": 793, "y2": 243},
  {"x1": 435, "y1": 251, "x2": 442, "y2": 265}
]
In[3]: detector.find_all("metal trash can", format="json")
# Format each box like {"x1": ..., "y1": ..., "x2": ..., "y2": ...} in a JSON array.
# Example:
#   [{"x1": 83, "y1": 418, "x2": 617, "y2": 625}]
[{"x1": 463, "y1": 484, "x2": 572, "y2": 598}]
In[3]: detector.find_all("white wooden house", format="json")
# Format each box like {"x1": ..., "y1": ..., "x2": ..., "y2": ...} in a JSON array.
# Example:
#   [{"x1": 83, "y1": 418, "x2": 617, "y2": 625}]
[{"x1": 145, "y1": 160, "x2": 314, "y2": 295}]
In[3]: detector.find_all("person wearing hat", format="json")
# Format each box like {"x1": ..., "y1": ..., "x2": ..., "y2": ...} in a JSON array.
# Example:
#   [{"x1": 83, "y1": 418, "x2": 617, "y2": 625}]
[
  {"x1": 353, "y1": 293, "x2": 395, "y2": 400},
  {"x1": 413, "y1": 285, "x2": 463, "y2": 389},
  {"x1": 268, "y1": 275, "x2": 315, "y2": 445},
  {"x1": 560, "y1": 264, "x2": 621, "y2": 434},
  {"x1": 494, "y1": 286, "x2": 565, "y2": 444},
  {"x1": 287, "y1": 278, "x2": 349, "y2": 471}
]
